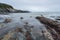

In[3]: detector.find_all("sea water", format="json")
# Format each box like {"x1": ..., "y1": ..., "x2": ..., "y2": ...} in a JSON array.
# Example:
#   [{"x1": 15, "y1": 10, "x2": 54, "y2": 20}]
[{"x1": 0, "y1": 12, "x2": 60, "y2": 40}]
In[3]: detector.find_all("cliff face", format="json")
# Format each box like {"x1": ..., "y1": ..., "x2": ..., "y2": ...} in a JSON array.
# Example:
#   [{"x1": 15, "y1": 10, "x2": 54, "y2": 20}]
[{"x1": 0, "y1": 3, "x2": 30, "y2": 13}]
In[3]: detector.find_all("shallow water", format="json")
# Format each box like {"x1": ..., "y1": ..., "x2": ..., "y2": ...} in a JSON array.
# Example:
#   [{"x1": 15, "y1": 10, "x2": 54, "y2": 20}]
[{"x1": 0, "y1": 12, "x2": 59, "y2": 40}]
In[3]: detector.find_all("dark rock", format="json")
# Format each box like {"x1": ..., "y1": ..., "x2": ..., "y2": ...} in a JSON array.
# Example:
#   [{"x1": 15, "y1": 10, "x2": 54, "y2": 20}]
[
  {"x1": 36, "y1": 16, "x2": 60, "y2": 40},
  {"x1": 20, "y1": 17, "x2": 24, "y2": 19}
]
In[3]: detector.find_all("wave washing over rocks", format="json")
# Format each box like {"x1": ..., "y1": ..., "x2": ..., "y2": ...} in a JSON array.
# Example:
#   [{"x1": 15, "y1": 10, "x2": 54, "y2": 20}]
[{"x1": 0, "y1": 13, "x2": 58, "y2": 40}]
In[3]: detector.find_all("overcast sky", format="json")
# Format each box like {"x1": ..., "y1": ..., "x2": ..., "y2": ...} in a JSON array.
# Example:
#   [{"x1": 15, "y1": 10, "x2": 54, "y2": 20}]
[{"x1": 0, "y1": 0, "x2": 60, "y2": 12}]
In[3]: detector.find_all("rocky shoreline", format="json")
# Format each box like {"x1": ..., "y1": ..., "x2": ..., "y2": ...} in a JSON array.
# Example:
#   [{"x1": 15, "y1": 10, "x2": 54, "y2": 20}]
[
  {"x1": 36, "y1": 16, "x2": 60, "y2": 40},
  {"x1": 0, "y1": 15, "x2": 55, "y2": 40}
]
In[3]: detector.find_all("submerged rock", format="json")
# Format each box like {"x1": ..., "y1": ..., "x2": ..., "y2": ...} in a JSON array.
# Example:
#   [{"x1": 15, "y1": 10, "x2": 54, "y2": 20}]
[{"x1": 4, "y1": 18, "x2": 12, "y2": 23}]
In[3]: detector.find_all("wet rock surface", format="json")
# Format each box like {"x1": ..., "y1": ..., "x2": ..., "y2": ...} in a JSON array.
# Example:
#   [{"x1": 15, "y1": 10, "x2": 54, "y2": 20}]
[
  {"x1": 0, "y1": 14, "x2": 54, "y2": 40},
  {"x1": 36, "y1": 16, "x2": 60, "y2": 40}
]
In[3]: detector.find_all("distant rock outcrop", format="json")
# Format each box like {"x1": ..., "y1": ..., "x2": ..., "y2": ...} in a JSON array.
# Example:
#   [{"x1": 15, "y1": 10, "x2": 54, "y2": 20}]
[{"x1": 0, "y1": 3, "x2": 30, "y2": 14}]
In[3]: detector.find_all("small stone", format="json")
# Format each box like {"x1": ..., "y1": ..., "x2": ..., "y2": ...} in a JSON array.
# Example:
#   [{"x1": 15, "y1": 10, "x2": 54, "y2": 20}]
[{"x1": 20, "y1": 17, "x2": 23, "y2": 19}]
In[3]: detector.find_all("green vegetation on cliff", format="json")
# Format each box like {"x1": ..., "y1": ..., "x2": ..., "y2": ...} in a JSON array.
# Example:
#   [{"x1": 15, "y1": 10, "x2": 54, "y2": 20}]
[{"x1": 0, "y1": 3, "x2": 13, "y2": 9}]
